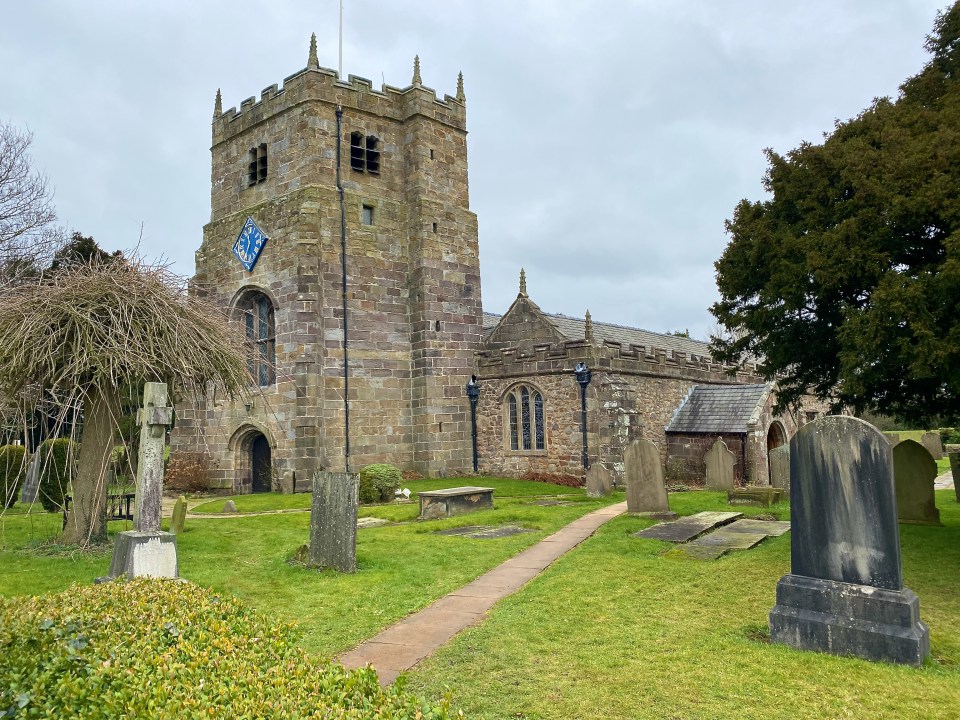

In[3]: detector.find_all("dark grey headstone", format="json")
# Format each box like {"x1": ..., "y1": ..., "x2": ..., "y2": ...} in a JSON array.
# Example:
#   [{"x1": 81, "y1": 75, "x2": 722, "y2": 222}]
[
  {"x1": 951, "y1": 452, "x2": 960, "y2": 503},
  {"x1": 624, "y1": 439, "x2": 671, "y2": 514},
  {"x1": 704, "y1": 438, "x2": 735, "y2": 491},
  {"x1": 585, "y1": 465, "x2": 612, "y2": 498},
  {"x1": 309, "y1": 471, "x2": 358, "y2": 573},
  {"x1": 893, "y1": 440, "x2": 941, "y2": 526},
  {"x1": 770, "y1": 415, "x2": 930, "y2": 666},
  {"x1": 920, "y1": 432, "x2": 943, "y2": 460},
  {"x1": 769, "y1": 445, "x2": 790, "y2": 494}
]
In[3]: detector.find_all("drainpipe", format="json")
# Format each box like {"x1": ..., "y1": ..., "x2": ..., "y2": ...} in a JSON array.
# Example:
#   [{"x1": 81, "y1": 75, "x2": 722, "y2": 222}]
[{"x1": 336, "y1": 105, "x2": 351, "y2": 471}]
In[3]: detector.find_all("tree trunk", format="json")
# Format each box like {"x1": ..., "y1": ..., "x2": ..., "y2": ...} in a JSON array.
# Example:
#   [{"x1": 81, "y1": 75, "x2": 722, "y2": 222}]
[{"x1": 61, "y1": 384, "x2": 118, "y2": 546}]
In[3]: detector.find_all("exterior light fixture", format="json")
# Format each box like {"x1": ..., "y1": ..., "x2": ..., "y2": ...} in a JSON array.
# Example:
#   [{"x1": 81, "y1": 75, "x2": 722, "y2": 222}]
[{"x1": 574, "y1": 362, "x2": 592, "y2": 469}]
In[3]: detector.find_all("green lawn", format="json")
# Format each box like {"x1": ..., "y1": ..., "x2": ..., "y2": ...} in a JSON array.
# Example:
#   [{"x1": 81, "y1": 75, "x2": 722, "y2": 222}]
[
  {"x1": 191, "y1": 477, "x2": 581, "y2": 514},
  {"x1": 3, "y1": 487, "x2": 959, "y2": 718}
]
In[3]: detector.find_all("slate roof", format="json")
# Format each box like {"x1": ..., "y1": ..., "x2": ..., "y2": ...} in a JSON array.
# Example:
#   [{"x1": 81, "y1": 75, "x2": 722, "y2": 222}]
[
  {"x1": 665, "y1": 384, "x2": 770, "y2": 434},
  {"x1": 481, "y1": 311, "x2": 712, "y2": 358}
]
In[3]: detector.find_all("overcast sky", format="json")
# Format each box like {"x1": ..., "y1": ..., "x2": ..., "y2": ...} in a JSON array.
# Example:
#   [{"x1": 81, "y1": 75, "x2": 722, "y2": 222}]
[{"x1": 1, "y1": 1, "x2": 948, "y2": 339}]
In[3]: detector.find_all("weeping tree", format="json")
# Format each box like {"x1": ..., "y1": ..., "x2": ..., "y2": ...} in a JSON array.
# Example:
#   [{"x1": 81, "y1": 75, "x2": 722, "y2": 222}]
[{"x1": 0, "y1": 254, "x2": 251, "y2": 545}]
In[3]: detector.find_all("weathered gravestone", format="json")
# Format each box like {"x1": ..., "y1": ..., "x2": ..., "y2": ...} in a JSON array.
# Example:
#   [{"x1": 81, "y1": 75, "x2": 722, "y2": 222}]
[
  {"x1": 308, "y1": 471, "x2": 358, "y2": 573},
  {"x1": 704, "y1": 438, "x2": 735, "y2": 491},
  {"x1": 222, "y1": 500, "x2": 238, "y2": 513},
  {"x1": 19, "y1": 453, "x2": 40, "y2": 503},
  {"x1": 893, "y1": 440, "x2": 941, "y2": 526},
  {"x1": 769, "y1": 416, "x2": 930, "y2": 666},
  {"x1": 950, "y1": 451, "x2": 960, "y2": 503},
  {"x1": 585, "y1": 464, "x2": 612, "y2": 498},
  {"x1": 920, "y1": 432, "x2": 943, "y2": 460},
  {"x1": 885, "y1": 433, "x2": 901, "y2": 446},
  {"x1": 170, "y1": 495, "x2": 187, "y2": 534},
  {"x1": 107, "y1": 383, "x2": 178, "y2": 580},
  {"x1": 769, "y1": 445, "x2": 790, "y2": 494},
  {"x1": 623, "y1": 439, "x2": 675, "y2": 518}
]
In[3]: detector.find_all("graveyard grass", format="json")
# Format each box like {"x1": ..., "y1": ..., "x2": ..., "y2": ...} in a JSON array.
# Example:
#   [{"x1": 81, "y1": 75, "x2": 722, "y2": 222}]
[{"x1": 2, "y1": 487, "x2": 959, "y2": 718}]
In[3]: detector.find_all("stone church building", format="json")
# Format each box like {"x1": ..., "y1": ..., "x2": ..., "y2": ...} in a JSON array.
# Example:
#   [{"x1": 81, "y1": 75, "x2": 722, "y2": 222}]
[{"x1": 171, "y1": 40, "x2": 823, "y2": 492}]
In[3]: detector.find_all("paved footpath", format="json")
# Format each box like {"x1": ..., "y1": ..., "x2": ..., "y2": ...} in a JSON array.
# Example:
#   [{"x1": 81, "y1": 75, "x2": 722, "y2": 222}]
[{"x1": 337, "y1": 501, "x2": 627, "y2": 686}]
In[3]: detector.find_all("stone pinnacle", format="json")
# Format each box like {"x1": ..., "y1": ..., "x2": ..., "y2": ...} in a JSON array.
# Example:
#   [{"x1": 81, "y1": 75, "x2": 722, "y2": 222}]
[
  {"x1": 519, "y1": 268, "x2": 527, "y2": 297},
  {"x1": 456, "y1": 71, "x2": 465, "y2": 102},
  {"x1": 308, "y1": 32, "x2": 319, "y2": 70},
  {"x1": 413, "y1": 54, "x2": 422, "y2": 85},
  {"x1": 213, "y1": 88, "x2": 222, "y2": 118}
]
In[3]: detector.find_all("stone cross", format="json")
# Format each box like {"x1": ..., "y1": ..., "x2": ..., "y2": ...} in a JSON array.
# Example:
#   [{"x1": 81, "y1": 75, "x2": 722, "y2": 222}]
[
  {"x1": 134, "y1": 382, "x2": 173, "y2": 533},
  {"x1": 309, "y1": 471, "x2": 358, "y2": 573},
  {"x1": 704, "y1": 438, "x2": 735, "y2": 491},
  {"x1": 623, "y1": 439, "x2": 672, "y2": 515},
  {"x1": 769, "y1": 416, "x2": 929, "y2": 666}
]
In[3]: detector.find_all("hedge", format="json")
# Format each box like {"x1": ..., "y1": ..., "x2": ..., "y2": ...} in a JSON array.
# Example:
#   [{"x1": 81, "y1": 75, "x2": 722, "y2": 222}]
[
  {"x1": 358, "y1": 463, "x2": 402, "y2": 504},
  {"x1": 0, "y1": 578, "x2": 459, "y2": 719},
  {"x1": 0, "y1": 445, "x2": 28, "y2": 509},
  {"x1": 36, "y1": 438, "x2": 75, "y2": 513}
]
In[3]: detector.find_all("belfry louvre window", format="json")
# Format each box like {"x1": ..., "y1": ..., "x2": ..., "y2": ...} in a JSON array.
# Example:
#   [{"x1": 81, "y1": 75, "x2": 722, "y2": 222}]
[
  {"x1": 350, "y1": 131, "x2": 380, "y2": 174},
  {"x1": 247, "y1": 143, "x2": 267, "y2": 186},
  {"x1": 239, "y1": 292, "x2": 276, "y2": 386},
  {"x1": 506, "y1": 385, "x2": 545, "y2": 451}
]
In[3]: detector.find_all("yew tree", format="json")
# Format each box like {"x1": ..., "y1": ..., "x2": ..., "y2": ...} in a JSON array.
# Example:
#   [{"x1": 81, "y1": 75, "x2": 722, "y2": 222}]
[{"x1": 711, "y1": 3, "x2": 960, "y2": 424}]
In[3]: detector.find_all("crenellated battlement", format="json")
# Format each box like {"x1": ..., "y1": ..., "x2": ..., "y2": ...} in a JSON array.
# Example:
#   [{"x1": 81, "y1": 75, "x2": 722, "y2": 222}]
[
  {"x1": 213, "y1": 54, "x2": 466, "y2": 145},
  {"x1": 476, "y1": 337, "x2": 763, "y2": 385}
]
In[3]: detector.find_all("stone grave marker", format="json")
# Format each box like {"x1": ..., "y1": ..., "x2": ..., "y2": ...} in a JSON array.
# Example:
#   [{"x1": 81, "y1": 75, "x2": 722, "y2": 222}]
[
  {"x1": 623, "y1": 439, "x2": 675, "y2": 517},
  {"x1": 704, "y1": 438, "x2": 735, "y2": 491},
  {"x1": 107, "y1": 382, "x2": 178, "y2": 580},
  {"x1": 222, "y1": 500, "x2": 238, "y2": 513},
  {"x1": 19, "y1": 453, "x2": 40, "y2": 503},
  {"x1": 949, "y1": 451, "x2": 960, "y2": 503},
  {"x1": 769, "y1": 416, "x2": 930, "y2": 666},
  {"x1": 585, "y1": 464, "x2": 612, "y2": 498},
  {"x1": 920, "y1": 432, "x2": 943, "y2": 460},
  {"x1": 893, "y1": 440, "x2": 941, "y2": 526},
  {"x1": 769, "y1": 445, "x2": 790, "y2": 494},
  {"x1": 886, "y1": 433, "x2": 901, "y2": 446},
  {"x1": 308, "y1": 471, "x2": 358, "y2": 573},
  {"x1": 171, "y1": 495, "x2": 187, "y2": 534}
]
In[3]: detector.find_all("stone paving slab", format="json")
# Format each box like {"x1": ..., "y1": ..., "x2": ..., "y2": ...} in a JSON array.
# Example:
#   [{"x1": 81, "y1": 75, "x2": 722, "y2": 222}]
[
  {"x1": 722, "y1": 518, "x2": 791, "y2": 537},
  {"x1": 337, "y1": 501, "x2": 628, "y2": 686},
  {"x1": 633, "y1": 511, "x2": 743, "y2": 543}
]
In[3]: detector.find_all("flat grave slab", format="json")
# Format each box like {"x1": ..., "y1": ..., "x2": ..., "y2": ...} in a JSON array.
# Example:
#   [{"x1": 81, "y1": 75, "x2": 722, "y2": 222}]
[
  {"x1": 722, "y1": 518, "x2": 790, "y2": 537},
  {"x1": 689, "y1": 528, "x2": 767, "y2": 549},
  {"x1": 670, "y1": 544, "x2": 729, "y2": 560},
  {"x1": 525, "y1": 500, "x2": 574, "y2": 507},
  {"x1": 435, "y1": 525, "x2": 535, "y2": 540},
  {"x1": 633, "y1": 511, "x2": 742, "y2": 543},
  {"x1": 357, "y1": 517, "x2": 389, "y2": 529}
]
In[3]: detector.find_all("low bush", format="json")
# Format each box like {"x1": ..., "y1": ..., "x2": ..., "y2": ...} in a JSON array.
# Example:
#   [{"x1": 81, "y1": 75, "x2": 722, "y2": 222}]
[
  {"x1": 0, "y1": 445, "x2": 28, "y2": 509},
  {"x1": 940, "y1": 427, "x2": 960, "y2": 445},
  {"x1": 519, "y1": 470, "x2": 583, "y2": 488},
  {"x1": 36, "y1": 438, "x2": 76, "y2": 513},
  {"x1": 165, "y1": 452, "x2": 211, "y2": 493},
  {"x1": 359, "y1": 463, "x2": 402, "y2": 504},
  {"x1": 0, "y1": 578, "x2": 457, "y2": 719}
]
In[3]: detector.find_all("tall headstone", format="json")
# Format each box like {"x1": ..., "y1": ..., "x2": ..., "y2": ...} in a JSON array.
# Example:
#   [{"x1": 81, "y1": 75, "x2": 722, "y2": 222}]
[
  {"x1": 19, "y1": 454, "x2": 40, "y2": 503},
  {"x1": 949, "y1": 451, "x2": 960, "y2": 503},
  {"x1": 170, "y1": 495, "x2": 188, "y2": 534},
  {"x1": 769, "y1": 445, "x2": 790, "y2": 494},
  {"x1": 106, "y1": 383, "x2": 178, "y2": 580},
  {"x1": 308, "y1": 471, "x2": 358, "y2": 573},
  {"x1": 585, "y1": 464, "x2": 612, "y2": 498},
  {"x1": 920, "y1": 432, "x2": 943, "y2": 460},
  {"x1": 893, "y1": 440, "x2": 941, "y2": 526},
  {"x1": 623, "y1": 439, "x2": 673, "y2": 517},
  {"x1": 704, "y1": 438, "x2": 735, "y2": 491},
  {"x1": 769, "y1": 416, "x2": 930, "y2": 666}
]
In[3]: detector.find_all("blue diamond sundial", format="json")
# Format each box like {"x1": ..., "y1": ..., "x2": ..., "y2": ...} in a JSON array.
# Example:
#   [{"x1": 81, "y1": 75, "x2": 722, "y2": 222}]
[{"x1": 233, "y1": 217, "x2": 268, "y2": 271}]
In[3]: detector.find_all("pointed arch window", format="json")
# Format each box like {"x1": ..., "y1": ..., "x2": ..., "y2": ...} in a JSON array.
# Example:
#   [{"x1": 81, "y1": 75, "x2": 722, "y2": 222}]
[
  {"x1": 238, "y1": 291, "x2": 276, "y2": 386},
  {"x1": 505, "y1": 385, "x2": 546, "y2": 452}
]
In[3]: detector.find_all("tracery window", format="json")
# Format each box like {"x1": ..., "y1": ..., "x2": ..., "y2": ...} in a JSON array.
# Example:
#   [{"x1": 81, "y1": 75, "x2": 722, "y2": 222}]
[
  {"x1": 350, "y1": 131, "x2": 380, "y2": 174},
  {"x1": 505, "y1": 384, "x2": 545, "y2": 451},
  {"x1": 238, "y1": 291, "x2": 276, "y2": 386}
]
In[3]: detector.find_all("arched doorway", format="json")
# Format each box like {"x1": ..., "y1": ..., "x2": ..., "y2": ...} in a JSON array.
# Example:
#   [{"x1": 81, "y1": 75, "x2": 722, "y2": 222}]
[
  {"x1": 251, "y1": 433, "x2": 272, "y2": 493},
  {"x1": 766, "y1": 421, "x2": 787, "y2": 482}
]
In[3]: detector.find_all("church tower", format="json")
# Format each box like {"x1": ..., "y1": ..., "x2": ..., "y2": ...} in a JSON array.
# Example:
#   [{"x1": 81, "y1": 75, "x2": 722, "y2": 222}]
[{"x1": 172, "y1": 39, "x2": 483, "y2": 492}]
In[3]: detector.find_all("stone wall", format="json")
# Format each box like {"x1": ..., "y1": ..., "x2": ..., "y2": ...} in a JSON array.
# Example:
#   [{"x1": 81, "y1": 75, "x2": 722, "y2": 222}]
[{"x1": 665, "y1": 433, "x2": 747, "y2": 485}]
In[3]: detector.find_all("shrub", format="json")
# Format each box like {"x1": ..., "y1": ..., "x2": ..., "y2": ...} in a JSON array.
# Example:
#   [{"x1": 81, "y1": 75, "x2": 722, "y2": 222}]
[
  {"x1": 359, "y1": 463, "x2": 402, "y2": 504},
  {"x1": 0, "y1": 578, "x2": 457, "y2": 719},
  {"x1": 165, "y1": 452, "x2": 211, "y2": 493},
  {"x1": 519, "y1": 470, "x2": 583, "y2": 488},
  {"x1": 940, "y1": 428, "x2": 960, "y2": 445},
  {"x1": 36, "y1": 438, "x2": 76, "y2": 513},
  {"x1": 0, "y1": 445, "x2": 28, "y2": 509}
]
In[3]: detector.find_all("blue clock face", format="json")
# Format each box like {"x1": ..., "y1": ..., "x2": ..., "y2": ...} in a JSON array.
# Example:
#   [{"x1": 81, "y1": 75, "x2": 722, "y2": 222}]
[{"x1": 233, "y1": 217, "x2": 268, "y2": 271}]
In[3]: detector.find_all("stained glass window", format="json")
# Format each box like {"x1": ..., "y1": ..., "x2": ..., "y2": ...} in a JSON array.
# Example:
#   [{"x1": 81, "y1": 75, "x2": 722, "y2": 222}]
[
  {"x1": 238, "y1": 291, "x2": 275, "y2": 387},
  {"x1": 505, "y1": 385, "x2": 546, "y2": 452}
]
